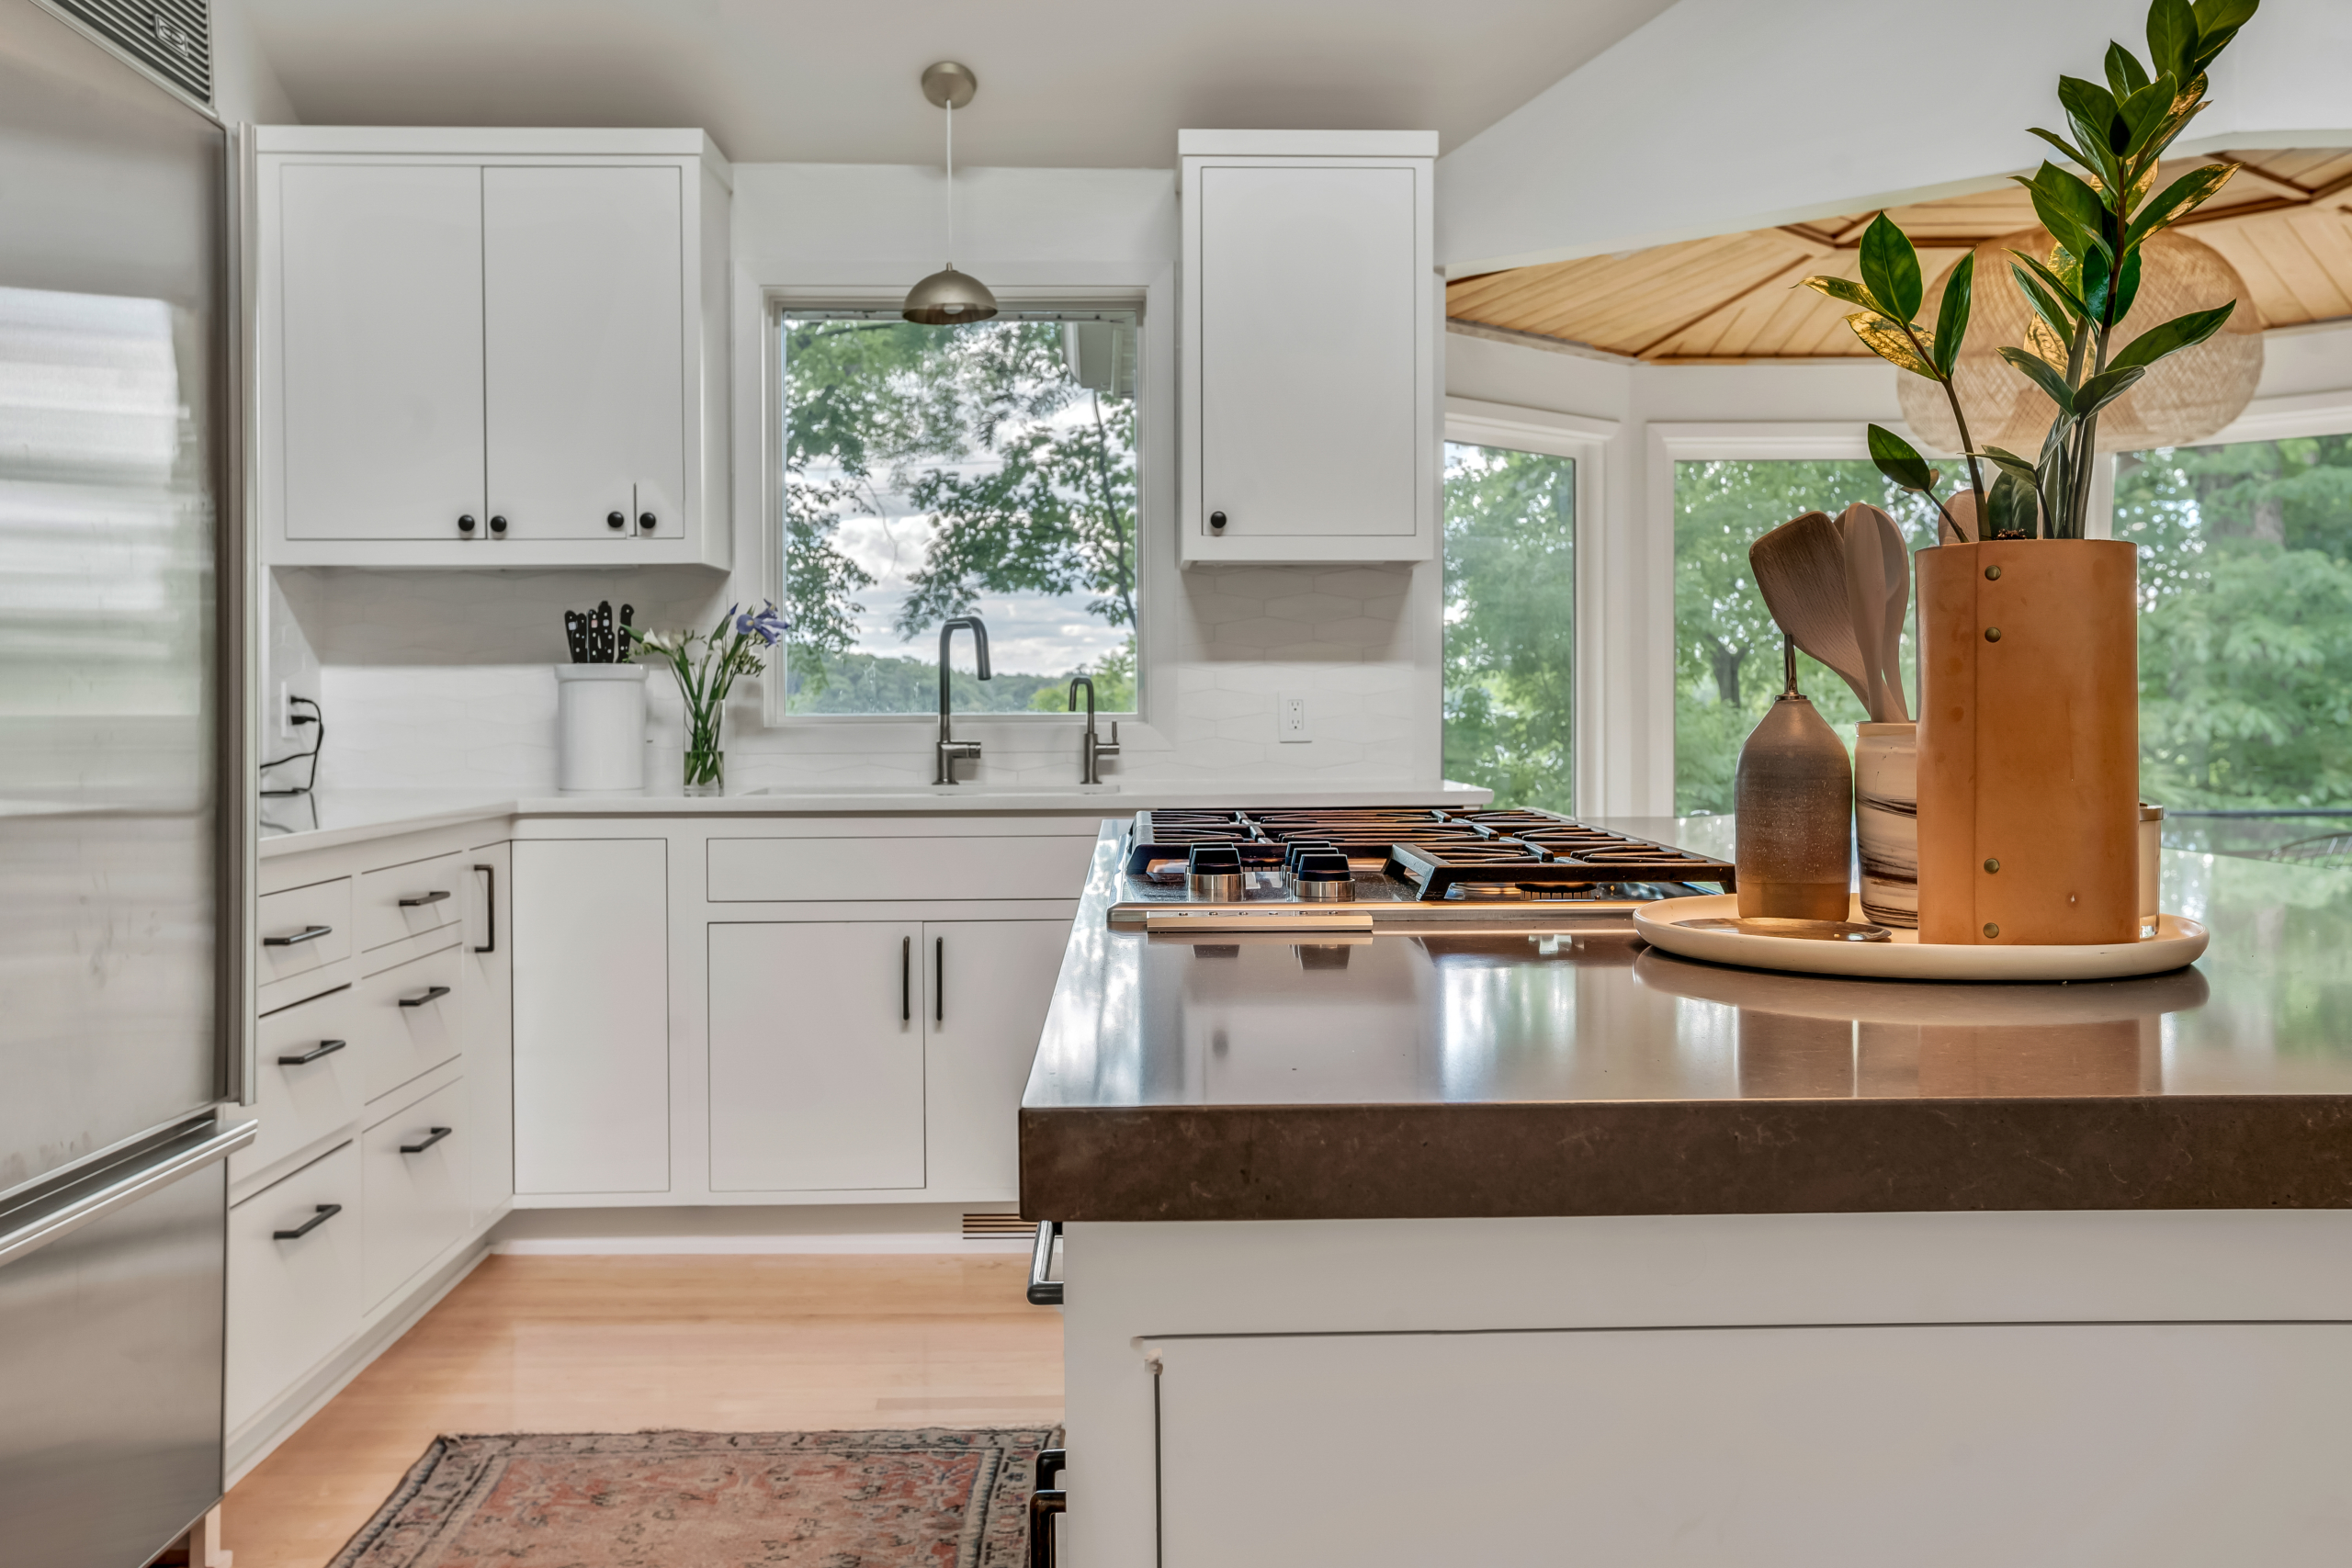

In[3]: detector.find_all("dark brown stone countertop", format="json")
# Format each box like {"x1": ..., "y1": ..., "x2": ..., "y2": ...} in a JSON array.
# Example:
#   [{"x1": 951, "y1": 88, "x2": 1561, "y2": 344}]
[{"x1": 1019, "y1": 816, "x2": 2352, "y2": 1221}]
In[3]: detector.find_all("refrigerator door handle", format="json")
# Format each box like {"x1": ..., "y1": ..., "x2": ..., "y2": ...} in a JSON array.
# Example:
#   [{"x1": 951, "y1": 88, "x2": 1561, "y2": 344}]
[{"x1": 0, "y1": 1119, "x2": 256, "y2": 1270}]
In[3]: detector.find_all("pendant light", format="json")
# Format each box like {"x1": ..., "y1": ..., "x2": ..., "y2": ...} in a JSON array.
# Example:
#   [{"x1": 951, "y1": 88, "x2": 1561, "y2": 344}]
[{"x1": 903, "y1": 62, "x2": 998, "y2": 325}]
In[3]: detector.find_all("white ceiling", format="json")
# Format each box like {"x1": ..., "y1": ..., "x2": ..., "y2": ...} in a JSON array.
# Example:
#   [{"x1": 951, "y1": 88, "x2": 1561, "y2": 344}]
[{"x1": 237, "y1": 0, "x2": 1679, "y2": 168}]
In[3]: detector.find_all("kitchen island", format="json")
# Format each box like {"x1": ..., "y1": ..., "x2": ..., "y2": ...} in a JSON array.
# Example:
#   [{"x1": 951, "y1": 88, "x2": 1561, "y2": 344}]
[{"x1": 1021, "y1": 817, "x2": 2352, "y2": 1566}]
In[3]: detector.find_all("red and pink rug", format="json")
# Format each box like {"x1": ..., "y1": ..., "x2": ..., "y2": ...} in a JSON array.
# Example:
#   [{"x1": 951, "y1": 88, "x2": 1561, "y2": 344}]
[{"x1": 328, "y1": 1428, "x2": 1057, "y2": 1567}]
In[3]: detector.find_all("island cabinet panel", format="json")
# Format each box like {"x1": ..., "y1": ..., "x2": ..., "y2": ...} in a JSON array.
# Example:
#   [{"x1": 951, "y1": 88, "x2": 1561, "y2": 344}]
[
  {"x1": 1180, "y1": 130, "x2": 1436, "y2": 564},
  {"x1": 707, "y1": 921, "x2": 927, "y2": 1191},
  {"x1": 512, "y1": 840, "x2": 671, "y2": 1194},
  {"x1": 1149, "y1": 1324, "x2": 2352, "y2": 1567},
  {"x1": 922, "y1": 920, "x2": 1069, "y2": 1199},
  {"x1": 276, "y1": 163, "x2": 486, "y2": 542},
  {"x1": 483, "y1": 165, "x2": 685, "y2": 542}
]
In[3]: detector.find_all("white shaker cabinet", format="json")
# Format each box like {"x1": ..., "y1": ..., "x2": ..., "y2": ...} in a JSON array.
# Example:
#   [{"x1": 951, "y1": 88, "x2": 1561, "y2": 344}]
[
  {"x1": 922, "y1": 919, "x2": 1069, "y2": 1196},
  {"x1": 512, "y1": 839, "x2": 671, "y2": 1194},
  {"x1": 462, "y1": 844, "x2": 514, "y2": 1224},
  {"x1": 256, "y1": 128, "x2": 730, "y2": 568},
  {"x1": 1180, "y1": 130, "x2": 1438, "y2": 564}
]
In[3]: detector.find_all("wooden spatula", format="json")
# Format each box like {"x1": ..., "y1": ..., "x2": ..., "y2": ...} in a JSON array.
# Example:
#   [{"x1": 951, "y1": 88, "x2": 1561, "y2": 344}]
[
  {"x1": 1838, "y1": 502, "x2": 1910, "y2": 723},
  {"x1": 1749, "y1": 511, "x2": 1871, "y2": 712}
]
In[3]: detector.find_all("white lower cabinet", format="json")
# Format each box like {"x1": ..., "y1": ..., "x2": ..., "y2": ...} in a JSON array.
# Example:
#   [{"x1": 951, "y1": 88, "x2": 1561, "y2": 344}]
[
  {"x1": 235, "y1": 984, "x2": 363, "y2": 1180},
  {"x1": 706, "y1": 918, "x2": 1068, "y2": 1199},
  {"x1": 359, "y1": 942, "x2": 463, "y2": 1101},
  {"x1": 226, "y1": 1141, "x2": 362, "y2": 1433},
  {"x1": 707, "y1": 921, "x2": 925, "y2": 1191},
  {"x1": 511, "y1": 839, "x2": 670, "y2": 1194},
  {"x1": 463, "y1": 845, "x2": 514, "y2": 1224},
  {"x1": 361, "y1": 1077, "x2": 469, "y2": 1309}
]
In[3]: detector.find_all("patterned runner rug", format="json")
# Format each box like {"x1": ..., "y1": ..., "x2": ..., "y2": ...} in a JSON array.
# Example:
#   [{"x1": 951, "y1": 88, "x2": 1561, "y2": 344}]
[{"x1": 327, "y1": 1428, "x2": 1057, "y2": 1568}]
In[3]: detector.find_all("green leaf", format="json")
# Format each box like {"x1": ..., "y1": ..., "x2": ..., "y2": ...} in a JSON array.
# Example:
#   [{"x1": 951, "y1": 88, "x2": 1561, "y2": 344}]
[
  {"x1": 2105, "y1": 40, "x2": 2153, "y2": 99},
  {"x1": 2117, "y1": 77, "x2": 2178, "y2": 163},
  {"x1": 2188, "y1": 0, "x2": 2258, "y2": 76},
  {"x1": 2147, "y1": 0, "x2": 2199, "y2": 83},
  {"x1": 2036, "y1": 414, "x2": 2076, "y2": 536},
  {"x1": 2075, "y1": 365, "x2": 2147, "y2": 419},
  {"x1": 1857, "y1": 214, "x2": 1923, "y2": 323},
  {"x1": 1866, "y1": 423, "x2": 1938, "y2": 493},
  {"x1": 2008, "y1": 254, "x2": 2086, "y2": 335},
  {"x1": 2112, "y1": 247, "x2": 2144, "y2": 322},
  {"x1": 1977, "y1": 446, "x2": 2046, "y2": 487},
  {"x1": 1843, "y1": 312, "x2": 1934, "y2": 378},
  {"x1": 2057, "y1": 75, "x2": 2128, "y2": 175},
  {"x1": 2025, "y1": 125, "x2": 2098, "y2": 173},
  {"x1": 2019, "y1": 163, "x2": 2108, "y2": 259},
  {"x1": 2081, "y1": 244, "x2": 2115, "y2": 323},
  {"x1": 1799, "y1": 275, "x2": 1878, "y2": 311},
  {"x1": 2107, "y1": 301, "x2": 2236, "y2": 373},
  {"x1": 1931, "y1": 253, "x2": 1973, "y2": 378},
  {"x1": 1986, "y1": 468, "x2": 2041, "y2": 539},
  {"x1": 2000, "y1": 345, "x2": 2077, "y2": 414},
  {"x1": 2124, "y1": 161, "x2": 2236, "y2": 250}
]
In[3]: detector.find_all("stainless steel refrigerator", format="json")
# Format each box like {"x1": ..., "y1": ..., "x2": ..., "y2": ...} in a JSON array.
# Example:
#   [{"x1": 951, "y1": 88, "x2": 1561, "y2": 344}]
[{"x1": 0, "y1": 2, "x2": 254, "y2": 1564}]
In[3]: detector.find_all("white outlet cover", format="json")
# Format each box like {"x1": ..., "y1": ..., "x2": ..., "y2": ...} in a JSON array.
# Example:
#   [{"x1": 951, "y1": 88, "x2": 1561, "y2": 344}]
[{"x1": 1278, "y1": 693, "x2": 1311, "y2": 743}]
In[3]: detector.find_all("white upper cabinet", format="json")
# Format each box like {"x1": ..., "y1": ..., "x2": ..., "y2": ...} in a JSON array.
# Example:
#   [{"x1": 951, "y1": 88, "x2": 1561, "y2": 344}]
[
  {"x1": 256, "y1": 129, "x2": 730, "y2": 568},
  {"x1": 1181, "y1": 130, "x2": 1439, "y2": 564}
]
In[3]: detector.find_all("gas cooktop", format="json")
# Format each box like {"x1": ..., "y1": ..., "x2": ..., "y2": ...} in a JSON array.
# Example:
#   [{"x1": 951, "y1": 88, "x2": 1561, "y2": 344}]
[{"x1": 1108, "y1": 806, "x2": 1735, "y2": 931}]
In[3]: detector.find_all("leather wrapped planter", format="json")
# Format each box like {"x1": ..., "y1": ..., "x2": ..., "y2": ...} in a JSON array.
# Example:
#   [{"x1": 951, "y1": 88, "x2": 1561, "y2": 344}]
[{"x1": 1917, "y1": 538, "x2": 2139, "y2": 945}]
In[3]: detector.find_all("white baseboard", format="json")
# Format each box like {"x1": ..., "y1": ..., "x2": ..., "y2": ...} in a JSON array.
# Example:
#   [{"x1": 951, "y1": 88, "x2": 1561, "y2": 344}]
[{"x1": 492, "y1": 1232, "x2": 1029, "y2": 1256}]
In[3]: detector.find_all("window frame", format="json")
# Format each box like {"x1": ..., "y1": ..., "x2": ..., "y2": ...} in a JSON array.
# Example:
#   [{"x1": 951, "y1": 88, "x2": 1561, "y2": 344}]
[
  {"x1": 1442, "y1": 397, "x2": 1611, "y2": 813},
  {"x1": 759, "y1": 286, "x2": 1153, "y2": 727}
]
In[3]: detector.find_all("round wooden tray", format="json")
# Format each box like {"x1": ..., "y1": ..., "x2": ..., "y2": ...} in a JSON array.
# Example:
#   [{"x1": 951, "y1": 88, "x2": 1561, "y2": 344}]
[{"x1": 1632, "y1": 894, "x2": 2209, "y2": 981}]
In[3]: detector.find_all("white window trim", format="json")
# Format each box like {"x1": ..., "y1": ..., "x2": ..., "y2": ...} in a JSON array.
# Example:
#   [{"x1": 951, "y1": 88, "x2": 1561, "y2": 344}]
[
  {"x1": 757, "y1": 286, "x2": 1156, "y2": 728},
  {"x1": 1442, "y1": 397, "x2": 1614, "y2": 813},
  {"x1": 2207, "y1": 389, "x2": 2352, "y2": 446}
]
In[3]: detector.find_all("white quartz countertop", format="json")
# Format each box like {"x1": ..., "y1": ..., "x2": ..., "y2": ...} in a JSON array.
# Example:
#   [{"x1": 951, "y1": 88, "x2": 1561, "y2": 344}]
[{"x1": 258, "y1": 782, "x2": 1497, "y2": 858}]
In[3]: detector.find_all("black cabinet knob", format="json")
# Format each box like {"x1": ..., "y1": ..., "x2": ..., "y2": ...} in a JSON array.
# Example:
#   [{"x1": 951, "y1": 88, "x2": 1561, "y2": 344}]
[
  {"x1": 488, "y1": 515, "x2": 507, "y2": 536},
  {"x1": 458, "y1": 514, "x2": 477, "y2": 535},
  {"x1": 1209, "y1": 510, "x2": 1227, "y2": 531},
  {"x1": 638, "y1": 512, "x2": 657, "y2": 532},
  {"x1": 607, "y1": 511, "x2": 626, "y2": 530}
]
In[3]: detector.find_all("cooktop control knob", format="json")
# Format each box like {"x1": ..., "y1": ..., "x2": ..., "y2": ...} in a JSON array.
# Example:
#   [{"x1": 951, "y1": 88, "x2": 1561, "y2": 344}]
[
  {"x1": 1294, "y1": 852, "x2": 1356, "y2": 902},
  {"x1": 1186, "y1": 844, "x2": 1244, "y2": 903}
]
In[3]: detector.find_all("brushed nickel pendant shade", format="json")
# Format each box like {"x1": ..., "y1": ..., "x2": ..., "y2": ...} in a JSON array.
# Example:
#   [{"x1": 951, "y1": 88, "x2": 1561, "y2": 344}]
[{"x1": 904, "y1": 62, "x2": 998, "y2": 325}]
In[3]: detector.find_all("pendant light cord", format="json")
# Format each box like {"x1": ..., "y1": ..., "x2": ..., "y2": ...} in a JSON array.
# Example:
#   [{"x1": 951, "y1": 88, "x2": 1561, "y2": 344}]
[{"x1": 944, "y1": 100, "x2": 956, "y2": 267}]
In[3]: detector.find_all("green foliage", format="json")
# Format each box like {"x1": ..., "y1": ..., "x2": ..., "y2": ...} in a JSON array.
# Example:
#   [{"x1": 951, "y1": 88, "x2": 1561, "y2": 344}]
[
  {"x1": 1442, "y1": 445, "x2": 1578, "y2": 813},
  {"x1": 2118, "y1": 435, "x2": 2352, "y2": 807},
  {"x1": 1027, "y1": 638, "x2": 1136, "y2": 712},
  {"x1": 782, "y1": 649, "x2": 1070, "y2": 716},
  {"x1": 779, "y1": 315, "x2": 1137, "y2": 712},
  {"x1": 1673, "y1": 460, "x2": 1944, "y2": 814}
]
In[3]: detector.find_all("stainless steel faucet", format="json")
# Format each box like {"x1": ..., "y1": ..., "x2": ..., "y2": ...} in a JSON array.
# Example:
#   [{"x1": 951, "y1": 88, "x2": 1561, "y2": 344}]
[
  {"x1": 934, "y1": 616, "x2": 992, "y2": 784},
  {"x1": 1067, "y1": 676, "x2": 1122, "y2": 784}
]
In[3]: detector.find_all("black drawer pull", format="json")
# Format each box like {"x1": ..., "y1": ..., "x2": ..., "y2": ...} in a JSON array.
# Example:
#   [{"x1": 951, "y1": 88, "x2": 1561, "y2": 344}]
[
  {"x1": 472, "y1": 863, "x2": 497, "y2": 953},
  {"x1": 400, "y1": 1126, "x2": 453, "y2": 1155},
  {"x1": 277, "y1": 1037, "x2": 347, "y2": 1066},
  {"x1": 398, "y1": 985, "x2": 451, "y2": 1008},
  {"x1": 273, "y1": 1202, "x2": 342, "y2": 1240},
  {"x1": 901, "y1": 934, "x2": 911, "y2": 1022},
  {"x1": 263, "y1": 923, "x2": 333, "y2": 948},
  {"x1": 399, "y1": 889, "x2": 451, "y2": 907},
  {"x1": 935, "y1": 935, "x2": 945, "y2": 1023},
  {"x1": 1029, "y1": 1478, "x2": 1067, "y2": 1568},
  {"x1": 1027, "y1": 1220, "x2": 1063, "y2": 1306}
]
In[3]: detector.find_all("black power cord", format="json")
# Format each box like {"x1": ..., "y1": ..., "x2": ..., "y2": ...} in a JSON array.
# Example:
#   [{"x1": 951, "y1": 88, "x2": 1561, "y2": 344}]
[{"x1": 260, "y1": 695, "x2": 324, "y2": 797}]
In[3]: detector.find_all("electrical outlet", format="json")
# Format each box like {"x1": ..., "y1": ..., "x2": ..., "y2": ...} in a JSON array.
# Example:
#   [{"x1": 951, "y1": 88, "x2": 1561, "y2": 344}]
[
  {"x1": 277, "y1": 680, "x2": 295, "y2": 740},
  {"x1": 1278, "y1": 693, "x2": 1311, "y2": 743}
]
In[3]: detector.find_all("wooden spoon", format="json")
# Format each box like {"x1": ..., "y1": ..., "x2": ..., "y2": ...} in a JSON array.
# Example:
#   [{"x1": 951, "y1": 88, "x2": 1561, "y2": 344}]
[
  {"x1": 1749, "y1": 511, "x2": 1871, "y2": 712},
  {"x1": 1838, "y1": 503, "x2": 1910, "y2": 723}
]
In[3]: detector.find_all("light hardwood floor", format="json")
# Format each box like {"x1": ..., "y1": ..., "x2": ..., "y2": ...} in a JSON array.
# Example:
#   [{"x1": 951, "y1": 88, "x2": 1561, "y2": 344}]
[{"x1": 221, "y1": 1251, "x2": 1064, "y2": 1568}]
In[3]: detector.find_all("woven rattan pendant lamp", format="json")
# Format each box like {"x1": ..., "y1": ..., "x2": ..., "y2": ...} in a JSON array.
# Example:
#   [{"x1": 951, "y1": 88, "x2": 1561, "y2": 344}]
[{"x1": 903, "y1": 62, "x2": 998, "y2": 325}]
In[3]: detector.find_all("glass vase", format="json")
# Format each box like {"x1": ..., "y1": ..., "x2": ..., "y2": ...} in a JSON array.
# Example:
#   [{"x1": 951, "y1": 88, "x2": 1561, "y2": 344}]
[{"x1": 683, "y1": 716, "x2": 725, "y2": 797}]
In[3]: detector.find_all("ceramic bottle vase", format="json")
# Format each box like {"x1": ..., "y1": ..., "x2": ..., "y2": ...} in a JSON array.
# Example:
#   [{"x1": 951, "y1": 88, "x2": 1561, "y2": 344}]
[
  {"x1": 1916, "y1": 538, "x2": 2139, "y2": 945},
  {"x1": 1855, "y1": 722, "x2": 1918, "y2": 929},
  {"x1": 1735, "y1": 642, "x2": 1854, "y2": 921}
]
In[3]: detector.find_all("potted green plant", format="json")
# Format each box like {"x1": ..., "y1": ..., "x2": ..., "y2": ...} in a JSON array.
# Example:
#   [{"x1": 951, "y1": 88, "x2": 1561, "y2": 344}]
[{"x1": 1799, "y1": 0, "x2": 2256, "y2": 944}]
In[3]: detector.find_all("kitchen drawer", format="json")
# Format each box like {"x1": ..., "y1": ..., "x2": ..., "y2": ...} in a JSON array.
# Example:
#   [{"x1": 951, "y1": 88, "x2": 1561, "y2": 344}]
[
  {"x1": 227, "y1": 1141, "x2": 362, "y2": 1432},
  {"x1": 358, "y1": 944, "x2": 462, "y2": 1102},
  {"x1": 234, "y1": 986, "x2": 364, "y2": 1183},
  {"x1": 258, "y1": 876, "x2": 353, "y2": 1012},
  {"x1": 707, "y1": 835, "x2": 1098, "y2": 903},
  {"x1": 362, "y1": 1079, "x2": 468, "y2": 1308},
  {"x1": 358, "y1": 851, "x2": 468, "y2": 953}
]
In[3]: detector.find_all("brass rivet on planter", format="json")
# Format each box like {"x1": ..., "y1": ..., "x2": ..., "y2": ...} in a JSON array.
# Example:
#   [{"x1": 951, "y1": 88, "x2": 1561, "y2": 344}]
[
  {"x1": 1985, "y1": 565, "x2": 2002, "y2": 581},
  {"x1": 1984, "y1": 922, "x2": 2000, "y2": 939},
  {"x1": 1984, "y1": 626, "x2": 2002, "y2": 642},
  {"x1": 1984, "y1": 857, "x2": 2000, "y2": 873}
]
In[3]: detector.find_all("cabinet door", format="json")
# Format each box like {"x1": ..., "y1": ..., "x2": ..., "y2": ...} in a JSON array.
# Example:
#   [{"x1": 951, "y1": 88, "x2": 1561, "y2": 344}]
[
  {"x1": 484, "y1": 165, "x2": 685, "y2": 540},
  {"x1": 512, "y1": 840, "x2": 670, "y2": 1193},
  {"x1": 707, "y1": 922, "x2": 925, "y2": 1191},
  {"x1": 278, "y1": 164, "x2": 485, "y2": 540},
  {"x1": 1197, "y1": 164, "x2": 1420, "y2": 539},
  {"x1": 922, "y1": 920, "x2": 1069, "y2": 1198},
  {"x1": 226, "y1": 1141, "x2": 361, "y2": 1434},
  {"x1": 462, "y1": 846, "x2": 514, "y2": 1223},
  {"x1": 361, "y1": 1079, "x2": 468, "y2": 1308}
]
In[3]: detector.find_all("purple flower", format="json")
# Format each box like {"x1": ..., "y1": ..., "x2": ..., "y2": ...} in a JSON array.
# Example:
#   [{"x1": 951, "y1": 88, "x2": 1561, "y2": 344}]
[{"x1": 735, "y1": 601, "x2": 791, "y2": 648}]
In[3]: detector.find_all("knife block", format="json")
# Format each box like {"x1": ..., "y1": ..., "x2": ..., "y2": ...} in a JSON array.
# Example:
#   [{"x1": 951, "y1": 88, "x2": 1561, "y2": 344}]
[{"x1": 555, "y1": 664, "x2": 649, "y2": 793}]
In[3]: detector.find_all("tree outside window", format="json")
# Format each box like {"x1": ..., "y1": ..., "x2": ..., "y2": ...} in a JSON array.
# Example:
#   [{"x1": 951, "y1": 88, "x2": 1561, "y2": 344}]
[
  {"x1": 778, "y1": 311, "x2": 1138, "y2": 715},
  {"x1": 1443, "y1": 443, "x2": 1577, "y2": 813}
]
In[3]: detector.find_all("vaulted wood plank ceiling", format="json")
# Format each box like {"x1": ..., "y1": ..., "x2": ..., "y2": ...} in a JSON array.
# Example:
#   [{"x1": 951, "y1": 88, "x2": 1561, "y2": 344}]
[{"x1": 1446, "y1": 150, "x2": 2352, "y2": 363}]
